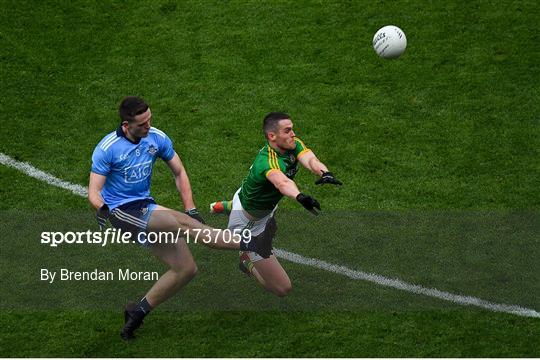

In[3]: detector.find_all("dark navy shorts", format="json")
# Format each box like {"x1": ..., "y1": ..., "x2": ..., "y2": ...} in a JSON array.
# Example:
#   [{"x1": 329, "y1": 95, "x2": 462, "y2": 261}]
[{"x1": 109, "y1": 199, "x2": 157, "y2": 246}]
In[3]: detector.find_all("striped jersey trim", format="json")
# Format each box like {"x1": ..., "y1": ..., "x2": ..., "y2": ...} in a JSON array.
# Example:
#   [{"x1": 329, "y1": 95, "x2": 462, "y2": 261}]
[
  {"x1": 265, "y1": 168, "x2": 281, "y2": 177},
  {"x1": 267, "y1": 146, "x2": 280, "y2": 171},
  {"x1": 102, "y1": 137, "x2": 121, "y2": 151},
  {"x1": 100, "y1": 133, "x2": 118, "y2": 150},
  {"x1": 150, "y1": 127, "x2": 166, "y2": 138},
  {"x1": 294, "y1": 137, "x2": 309, "y2": 151},
  {"x1": 297, "y1": 148, "x2": 312, "y2": 159}
]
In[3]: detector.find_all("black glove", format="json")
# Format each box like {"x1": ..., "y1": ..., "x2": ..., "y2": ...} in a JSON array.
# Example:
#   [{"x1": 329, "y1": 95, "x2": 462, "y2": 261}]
[
  {"x1": 96, "y1": 204, "x2": 110, "y2": 231},
  {"x1": 296, "y1": 193, "x2": 321, "y2": 215},
  {"x1": 185, "y1": 208, "x2": 206, "y2": 224},
  {"x1": 315, "y1": 171, "x2": 342, "y2": 186}
]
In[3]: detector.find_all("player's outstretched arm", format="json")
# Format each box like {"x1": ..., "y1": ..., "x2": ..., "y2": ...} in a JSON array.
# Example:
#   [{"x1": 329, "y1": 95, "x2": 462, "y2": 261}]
[
  {"x1": 298, "y1": 151, "x2": 327, "y2": 175},
  {"x1": 165, "y1": 153, "x2": 205, "y2": 223},
  {"x1": 266, "y1": 170, "x2": 301, "y2": 199},
  {"x1": 298, "y1": 151, "x2": 342, "y2": 186},
  {"x1": 266, "y1": 170, "x2": 321, "y2": 215}
]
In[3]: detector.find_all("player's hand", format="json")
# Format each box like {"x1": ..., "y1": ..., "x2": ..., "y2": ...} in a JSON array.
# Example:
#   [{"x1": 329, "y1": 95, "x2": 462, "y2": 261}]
[
  {"x1": 96, "y1": 204, "x2": 110, "y2": 231},
  {"x1": 185, "y1": 208, "x2": 206, "y2": 224},
  {"x1": 296, "y1": 193, "x2": 321, "y2": 215},
  {"x1": 315, "y1": 171, "x2": 342, "y2": 186}
]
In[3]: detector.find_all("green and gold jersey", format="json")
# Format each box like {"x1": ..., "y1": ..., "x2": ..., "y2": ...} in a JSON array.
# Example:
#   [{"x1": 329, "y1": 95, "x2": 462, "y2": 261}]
[{"x1": 239, "y1": 137, "x2": 311, "y2": 214}]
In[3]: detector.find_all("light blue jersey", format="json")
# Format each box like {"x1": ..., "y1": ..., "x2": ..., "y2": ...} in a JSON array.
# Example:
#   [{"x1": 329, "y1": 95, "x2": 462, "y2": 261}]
[{"x1": 91, "y1": 126, "x2": 175, "y2": 210}]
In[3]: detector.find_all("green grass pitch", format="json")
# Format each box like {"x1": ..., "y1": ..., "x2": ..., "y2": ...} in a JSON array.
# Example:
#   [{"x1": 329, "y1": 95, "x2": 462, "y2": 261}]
[{"x1": 1, "y1": 0, "x2": 539, "y2": 357}]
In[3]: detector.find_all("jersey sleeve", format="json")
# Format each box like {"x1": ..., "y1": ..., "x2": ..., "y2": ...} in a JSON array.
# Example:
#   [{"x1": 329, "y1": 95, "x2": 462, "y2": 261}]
[
  {"x1": 293, "y1": 137, "x2": 311, "y2": 159},
  {"x1": 157, "y1": 132, "x2": 175, "y2": 161},
  {"x1": 251, "y1": 147, "x2": 280, "y2": 179},
  {"x1": 91, "y1": 146, "x2": 111, "y2": 176}
]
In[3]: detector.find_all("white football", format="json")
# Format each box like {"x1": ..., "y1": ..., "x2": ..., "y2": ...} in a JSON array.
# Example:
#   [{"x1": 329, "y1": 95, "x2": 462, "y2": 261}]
[{"x1": 373, "y1": 25, "x2": 407, "y2": 59}]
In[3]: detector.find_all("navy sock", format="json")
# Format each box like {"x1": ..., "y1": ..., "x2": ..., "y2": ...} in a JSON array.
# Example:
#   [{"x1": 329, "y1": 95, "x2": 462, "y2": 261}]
[{"x1": 134, "y1": 297, "x2": 152, "y2": 319}]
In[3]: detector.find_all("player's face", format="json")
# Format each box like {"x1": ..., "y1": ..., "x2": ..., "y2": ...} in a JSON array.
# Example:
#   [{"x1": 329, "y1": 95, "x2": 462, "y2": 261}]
[
  {"x1": 274, "y1": 119, "x2": 296, "y2": 151},
  {"x1": 127, "y1": 108, "x2": 152, "y2": 138}
]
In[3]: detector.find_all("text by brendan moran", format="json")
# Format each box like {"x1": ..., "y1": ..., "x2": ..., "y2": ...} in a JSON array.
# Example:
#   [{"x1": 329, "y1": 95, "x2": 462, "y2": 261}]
[{"x1": 40, "y1": 268, "x2": 159, "y2": 283}]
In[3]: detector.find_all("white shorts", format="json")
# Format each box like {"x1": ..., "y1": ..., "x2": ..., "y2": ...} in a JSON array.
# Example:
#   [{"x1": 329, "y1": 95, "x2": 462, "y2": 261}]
[{"x1": 227, "y1": 189, "x2": 277, "y2": 262}]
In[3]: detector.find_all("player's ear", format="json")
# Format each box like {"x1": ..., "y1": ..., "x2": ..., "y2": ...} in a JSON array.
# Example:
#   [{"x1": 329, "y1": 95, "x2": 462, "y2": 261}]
[
  {"x1": 121, "y1": 121, "x2": 129, "y2": 129},
  {"x1": 267, "y1": 131, "x2": 276, "y2": 141}
]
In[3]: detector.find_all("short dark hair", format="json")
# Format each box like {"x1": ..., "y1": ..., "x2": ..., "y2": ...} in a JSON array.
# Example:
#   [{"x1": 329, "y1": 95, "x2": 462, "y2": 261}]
[
  {"x1": 119, "y1": 96, "x2": 149, "y2": 123},
  {"x1": 263, "y1": 112, "x2": 290, "y2": 138}
]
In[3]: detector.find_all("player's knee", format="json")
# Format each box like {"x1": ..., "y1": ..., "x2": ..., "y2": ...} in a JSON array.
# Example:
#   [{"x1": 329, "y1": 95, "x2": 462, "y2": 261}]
[
  {"x1": 184, "y1": 262, "x2": 198, "y2": 280},
  {"x1": 172, "y1": 261, "x2": 197, "y2": 281},
  {"x1": 273, "y1": 283, "x2": 292, "y2": 297}
]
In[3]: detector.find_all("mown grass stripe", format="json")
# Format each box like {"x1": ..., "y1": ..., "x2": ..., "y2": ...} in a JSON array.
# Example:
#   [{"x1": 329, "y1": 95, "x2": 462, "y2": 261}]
[
  {"x1": 1, "y1": 152, "x2": 538, "y2": 319},
  {"x1": 275, "y1": 249, "x2": 540, "y2": 319}
]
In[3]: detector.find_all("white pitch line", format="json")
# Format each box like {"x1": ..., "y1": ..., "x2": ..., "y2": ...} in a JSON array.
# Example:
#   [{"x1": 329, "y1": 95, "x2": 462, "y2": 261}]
[
  {"x1": 275, "y1": 249, "x2": 540, "y2": 318},
  {"x1": 1, "y1": 152, "x2": 539, "y2": 319},
  {"x1": 0, "y1": 153, "x2": 88, "y2": 197}
]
